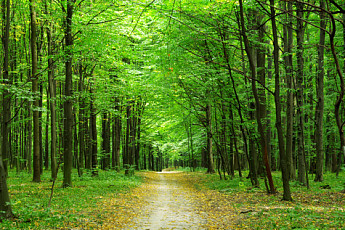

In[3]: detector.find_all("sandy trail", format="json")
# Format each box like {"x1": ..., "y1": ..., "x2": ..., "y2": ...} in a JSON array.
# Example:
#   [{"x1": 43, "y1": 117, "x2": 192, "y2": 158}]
[{"x1": 131, "y1": 171, "x2": 206, "y2": 230}]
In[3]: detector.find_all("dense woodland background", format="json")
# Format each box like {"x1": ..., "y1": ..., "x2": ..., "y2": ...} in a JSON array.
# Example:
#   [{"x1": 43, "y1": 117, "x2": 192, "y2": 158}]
[{"x1": 1, "y1": 0, "x2": 345, "y2": 219}]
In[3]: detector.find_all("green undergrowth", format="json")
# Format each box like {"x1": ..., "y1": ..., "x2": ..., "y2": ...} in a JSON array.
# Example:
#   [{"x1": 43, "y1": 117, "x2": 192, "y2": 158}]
[
  {"x1": 1, "y1": 169, "x2": 142, "y2": 229},
  {"x1": 189, "y1": 169, "x2": 345, "y2": 229}
]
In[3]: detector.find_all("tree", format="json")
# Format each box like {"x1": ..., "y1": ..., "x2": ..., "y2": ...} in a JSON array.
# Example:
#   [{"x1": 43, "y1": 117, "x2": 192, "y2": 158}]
[
  {"x1": 269, "y1": 0, "x2": 292, "y2": 201},
  {"x1": 30, "y1": 0, "x2": 41, "y2": 183},
  {"x1": 63, "y1": 0, "x2": 75, "y2": 187},
  {"x1": 238, "y1": 0, "x2": 275, "y2": 193},
  {"x1": 0, "y1": 155, "x2": 12, "y2": 219},
  {"x1": 295, "y1": 1, "x2": 308, "y2": 187},
  {"x1": 314, "y1": 0, "x2": 326, "y2": 182},
  {"x1": 0, "y1": 0, "x2": 13, "y2": 219},
  {"x1": 1, "y1": 0, "x2": 11, "y2": 176},
  {"x1": 283, "y1": 1, "x2": 296, "y2": 181},
  {"x1": 45, "y1": 0, "x2": 58, "y2": 180}
]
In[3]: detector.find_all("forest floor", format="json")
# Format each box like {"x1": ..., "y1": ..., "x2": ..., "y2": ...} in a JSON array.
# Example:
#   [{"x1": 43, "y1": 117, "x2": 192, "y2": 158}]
[
  {"x1": 95, "y1": 170, "x2": 345, "y2": 229},
  {"x1": 3, "y1": 169, "x2": 345, "y2": 229},
  {"x1": 98, "y1": 170, "x2": 238, "y2": 229}
]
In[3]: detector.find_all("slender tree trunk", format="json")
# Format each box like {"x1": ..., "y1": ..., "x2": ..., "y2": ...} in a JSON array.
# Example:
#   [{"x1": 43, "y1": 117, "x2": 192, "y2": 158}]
[
  {"x1": 26, "y1": 101, "x2": 32, "y2": 173},
  {"x1": 125, "y1": 102, "x2": 131, "y2": 167},
  {"x1": 1, "y1": 0, "x2": 11, "y2": 176},
  {"x1": 90, "y1": 92, "x2": 98, "y2": 176},
  {"x1": 131, "y1": 104, "x2": 137, "y2": 169},
  {"x1": 112, "y1": 118, "x2": 116, "y2": 169},
  {"x1": 0, "y1": 156, "x2": 12, "y2": 219},
  {"x1": 73, "y1": 111, "x2": 81, "y2": 176},
  {"x1": 256, "y1": 9, "x2": 269, "y2": 179},
  {"x1": 206, "y1": 103, "x2": 215, "y2": 173},
  {"x1": 235, "y1": 13, "x2": 258, "y2": 186},
  {"x1": 78, "y1": 64, "x2": 85, "y2": 175},
  {"x1": 314, "y1": 0, "x2": 326, "y2": 182},
  {"x1": 39, "y1": 85, "x2": 44, "y2": 173},
  {"x1": 0, "y1": 0, "x2": 13, "y2": 218},
  {"x1": 230, "y1": 108, "x2": 242, "y2": 178},
  {"x1": 296, "y1": 2, "x2": 307, "y2": 186},
  {"x1": 113, "y1": 101, "x2": 121, "y2": 171},
  {"x1": 283, "y1": 1, "x2": 296, "y2": 181},
  {"x1": 62, "y1": 0, "x2": 74, "y2": 187},
  {"x1": 269, "y1": 0, "x2": 292, "y2": 200},
  {"x1": 326, "y1": 3, "x2": 345, "y2": 178},
  {"x1": 148, "y1": 146, "x2": 152, "y2": 170},
  {"x1": 136, "y1": 105, "x2": 143, "y2": 171},
  {"x1": 267, "y1": 57, "x2": 276, "y2": 171},
  {"x1": 45, "y1": 92, "x2": 50, "y2": 170},
  {"x1": 30, "y1": 0, "x2": 41, "y2": 183},
  {"x1": 238, "y1": 0, "x2": 275, "y2": 193},
  {"x1": 101, "y1": 112, "x2": 111, "y2": 170},
  {"x1": 85, "y1": 111, "x2": 92, "y2": 169},
  {"x1": 190, "y1": 113, "x2": 195, "y2": 171},
  {"x1": 221, "y1": 101, "x2": 231, "y2": 176},
  {"x1": 219, "y1": 23, "x2": 243, "y2": 178}
]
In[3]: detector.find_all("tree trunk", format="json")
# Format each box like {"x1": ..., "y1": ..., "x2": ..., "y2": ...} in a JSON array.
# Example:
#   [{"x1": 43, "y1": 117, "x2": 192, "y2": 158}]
[
  {"x1": 85, "y1": 112, "x2": 92, "y2": 169},
  {"x1": 26, "y1": 101, "x2": 32, "y2": 173},
  {"x1": 125, "y1": 102, "x2": 131, "y2": 167},
  {"x1": 238, "y1": 0, "x2": 274, "y2": 193},
  {"x1": 30, "y1": 0, "x2": 41, "y2": 183},
  {"x1": 39, "y1": 85, "x2": 44, "y2": 174},
  {"x1": 296, "y1": 2, "x2": 307, "y2": 186},
  {"x1": 206, "y1": 103, "x2": 215, "y2": 173},
  {"x1": 62, "y1": 0, "x2": 74, "y2": 187},
  {"x1": 327, "y1": 2, "x2": 345, "y2": 178},
  {"x1": 219, "y1": 22, "x2": 245, "y2": 178},
  {"x1": 90, "y1": 93, "x2": 98, "y2": 176},
  {"x1": 112, "y1": 101, "x2": 121, "y2": 171},
  {"x1": 283, "y1": 1, "x2": 296, "y2": 181},
  {"x1": 101, "y1": 112, "x2": 111, "y2": 170},
  {"x1": 44, "y1": 91, "x2": 50, "y2": 170},
  {"x1": 78, "y1": 64, "x2": 85, "y2": 175},
  {"x1": 0, "y1": 156, "x2": 12, "y2": 219},
  {"x1": 130, "y1": 104, "x2": 137, "y2": 168},
  {"x1": 0, "y1": 0, "x2": 13, "y2": 219},
  {"x1": 269, "y1": 0, "x2": 292, "y2": 200},
  {"x1": 136, "y1": 105, "x2": 143, "y2": 171},
  {"x1": 314, "y1": 0, "x2": 326, "y2": 182}
]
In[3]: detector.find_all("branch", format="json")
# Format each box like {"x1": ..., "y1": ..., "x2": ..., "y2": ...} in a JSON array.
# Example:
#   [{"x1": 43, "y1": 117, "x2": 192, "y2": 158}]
[
  {"x1": 88, "y1": 18, "x2": 120, "y2": 25},
  {"x1": 258, "y1": 0, "x2": 331, "y2": 35},
  {"x1": 130, "y1": 0, "x2": 156, "y2": 34},
  {"x1": 6, "y1": 100, "x2": 27, "y2": 124},
  {"x1": 73, "y1": 4, "x2": 115, "y2": 39},
  {"x1": 54, "y1": 0, "x2": 65, "y2": 13},
  {"x1": 329, "y1": 0, "x2": 345, "y2": 13}
]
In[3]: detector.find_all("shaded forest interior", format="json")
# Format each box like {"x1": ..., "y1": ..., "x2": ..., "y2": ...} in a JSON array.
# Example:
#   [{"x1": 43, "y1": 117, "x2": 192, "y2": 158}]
[{"x1": 1, "y1": 0, "x2": 345, "y2": 220}]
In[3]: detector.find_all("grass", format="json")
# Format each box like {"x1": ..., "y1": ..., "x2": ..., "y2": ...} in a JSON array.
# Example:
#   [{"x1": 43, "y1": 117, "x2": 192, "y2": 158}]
[
  {"x1": 188, "y1": 169, "x2": 345, "y2": 229},
  {"x1": 1, "y1": 169, "x2": 142, "y2": 229}
]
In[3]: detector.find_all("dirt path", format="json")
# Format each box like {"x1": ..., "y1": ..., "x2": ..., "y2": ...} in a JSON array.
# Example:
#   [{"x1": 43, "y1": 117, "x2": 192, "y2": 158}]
[
  {"x1": 99, "y1": 171, "x2": 238, "y2": 229},
  {"x1": 130, "y1": 171, "x2": 206, "y2": 229}
]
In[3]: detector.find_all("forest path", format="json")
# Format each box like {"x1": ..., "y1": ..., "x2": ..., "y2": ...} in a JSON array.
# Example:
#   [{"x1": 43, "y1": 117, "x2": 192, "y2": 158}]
[
  {"x1": 100, "y1": 171, "x2": 239, "y2": 229},
  {"x1": 129, "y1": 171, "x2": 206, "y2": 229}
]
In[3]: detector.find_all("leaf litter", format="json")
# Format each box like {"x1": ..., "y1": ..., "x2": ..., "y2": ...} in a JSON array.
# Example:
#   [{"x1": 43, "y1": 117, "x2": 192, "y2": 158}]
[{"x1": 69, "y1": 171, "x2": 345, "y2": 229}]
